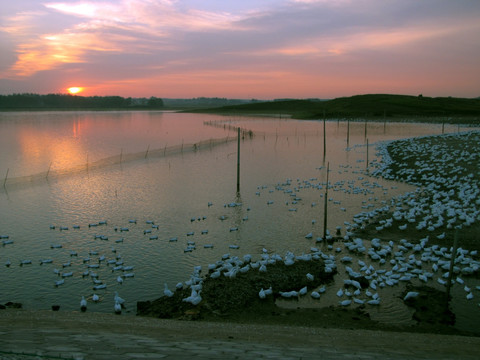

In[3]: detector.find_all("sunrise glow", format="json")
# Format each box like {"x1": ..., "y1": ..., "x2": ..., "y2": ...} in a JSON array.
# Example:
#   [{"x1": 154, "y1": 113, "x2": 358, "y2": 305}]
[
  {"x1": 0, "y1": 1, "x2": 479, "y2": 98},
  {"x1": 67, "y1": 87, "x2": 83, "y2": 95}
]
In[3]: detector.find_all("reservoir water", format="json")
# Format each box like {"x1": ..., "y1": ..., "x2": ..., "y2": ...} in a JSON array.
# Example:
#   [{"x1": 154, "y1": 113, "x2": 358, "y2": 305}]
[{"x1": 0, "y1": 111, "x2": 478, "y2": 331}]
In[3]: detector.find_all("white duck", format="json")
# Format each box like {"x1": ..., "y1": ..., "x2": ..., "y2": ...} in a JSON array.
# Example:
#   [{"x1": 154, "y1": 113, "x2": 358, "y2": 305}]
[
  {"x1": 164, "y1": 283, "x2": 174, "y2": 297},
  {"x1": 114, "y1": 301, "x2": 122, "y2": 314},
  {"x1": 114, "y1": 291, "x2": 125, "y2": 306},
  {"x1": 80, "y1": 296, "x2": 87, "y2": 312},
  {"x1": 182, "y1": 289, "x2": 202, "y2": 305},
  {"x1": 403, "y1": 291, "x2": 419, "y2": 301},
  {"x1": 259, "y1": 288, "x2": 269, "y2": 299}
]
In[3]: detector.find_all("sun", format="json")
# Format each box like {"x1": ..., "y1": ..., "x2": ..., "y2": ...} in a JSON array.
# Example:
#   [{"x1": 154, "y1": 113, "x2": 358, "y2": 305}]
[{"x1": 67, "y1": 87, "x2": 84, "y2": 95}]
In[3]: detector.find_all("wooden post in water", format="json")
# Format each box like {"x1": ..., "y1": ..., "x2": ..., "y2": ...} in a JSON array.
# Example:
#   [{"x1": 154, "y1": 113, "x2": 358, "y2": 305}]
[
  {"x1": 323, "y1": 110, "x2": 326, "y2": 160},
  {"x1": 145, "y1": 144, "x2": 150, "y2": 159},
  {"x1": 383, "y1": 110, "x2": 386, "y2": 133},
  {"x1": 346, "y1": 119, "x2": 350, "y2": 147},
  {"x1": 3, "y1": 168, "x2": 9, "y2": 188},
  {"x1": 364, "y1": 118, "x2": 368, "y2": 140},
  {"x1": 46, "y1": 162, "x2": 52, "y2": 180},
  {"x1": 445, "y1": 230, "x2": 459, "y2": 307},
  {"x1": 366, "y1": 138, "x2": 369, "y2": 172},
  {"x1": 236, "y1": 127, "x2": 241, "y2": 193},
  {"x1": 323, "y1": 162, "x2": 330, "y2": 240}
]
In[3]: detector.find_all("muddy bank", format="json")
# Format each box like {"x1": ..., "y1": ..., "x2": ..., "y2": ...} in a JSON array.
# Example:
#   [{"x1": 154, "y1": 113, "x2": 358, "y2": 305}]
[
  {"x1": 137, "y1": 258, "x2": 335, "y2": 319},
  {"x1": 137, "y1": 257, "x2": 475, "y2": 337}
]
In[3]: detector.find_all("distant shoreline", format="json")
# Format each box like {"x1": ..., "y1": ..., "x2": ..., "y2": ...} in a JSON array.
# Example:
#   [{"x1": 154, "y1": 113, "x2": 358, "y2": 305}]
[
  {"x1": 2, "y1": 94, "x2": 479, "y2": 122},
  {"x1": 0, "y1": 108, "x2": 177, "y2": 112},
  {"x1": 1, "y1": 108, "x2": 479, "y2": 125}
]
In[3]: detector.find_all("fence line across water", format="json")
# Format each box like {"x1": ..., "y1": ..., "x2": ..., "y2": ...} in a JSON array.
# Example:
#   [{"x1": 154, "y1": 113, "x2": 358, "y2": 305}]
[{"x1": 1, "y1": 136, "x2": 239, "y2": 191}]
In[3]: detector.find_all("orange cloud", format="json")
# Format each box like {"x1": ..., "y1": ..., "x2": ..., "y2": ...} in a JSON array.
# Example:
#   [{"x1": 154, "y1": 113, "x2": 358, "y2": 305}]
[
  {"x1": 7, "y1": 31, "x2": 122, "y2": 77},
  {"x1": 2, "y1": 0, "x2": 479, "y2": 99},
  {"x1": 4, "y1": 0, "x2": 246, "y2": 78}
]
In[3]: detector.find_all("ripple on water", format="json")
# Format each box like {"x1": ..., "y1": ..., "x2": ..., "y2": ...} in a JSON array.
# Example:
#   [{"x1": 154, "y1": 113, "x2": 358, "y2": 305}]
[{"x1": 367, "y1": 287, "x2": 416, "y2": 326}]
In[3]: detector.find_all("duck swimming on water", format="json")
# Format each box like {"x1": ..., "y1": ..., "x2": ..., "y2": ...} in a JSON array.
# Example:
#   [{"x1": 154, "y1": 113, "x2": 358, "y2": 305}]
[
  {"x1": 80, "y1": 296, "x2": 87, "y2": 312},
  {"x1": 114, "y1": 291, "x2": 125, "y2": 306},
  {"x1": 114, "y1": 301, "x2": 122, "y2": 314}
]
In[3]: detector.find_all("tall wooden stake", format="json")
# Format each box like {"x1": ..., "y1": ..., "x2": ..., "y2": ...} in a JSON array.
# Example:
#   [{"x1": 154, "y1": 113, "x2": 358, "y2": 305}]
[
  {"x1": 347, "y1": 119, "x2": 350, "y2": 146},
  {"x1": 145, "y1": 144, "x2": 150, "y2": 159},
  {"x1": 323, "y1": 162, "x2": 329, "y2": 240},
  {"x1": 383, "y1": 110, "x2": 386, "y2": 133},
  {"x1": 3, "y1": 168, "x2": 9, "y2": 188},
  {"x1": 366, "y1": 138, "x2": 369, "y2": 172},
  {"x1": 236, "y1": 127, "x2": 241, "y2": 193},
  {"x1": 323, "y1": 110, "x2": 326, "y2": 159},
  {"x1": 46, "y1": 162, "x2": 52, "y2": 180}
]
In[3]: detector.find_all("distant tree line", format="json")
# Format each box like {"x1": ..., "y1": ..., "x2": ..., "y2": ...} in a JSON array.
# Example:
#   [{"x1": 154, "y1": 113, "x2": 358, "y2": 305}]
[
  {"x1": 0, "y1": 93, "x2": 164, "y2": 110},
  {"x1": 162, "y1": 97, "x2": 258, "y2": 108}
]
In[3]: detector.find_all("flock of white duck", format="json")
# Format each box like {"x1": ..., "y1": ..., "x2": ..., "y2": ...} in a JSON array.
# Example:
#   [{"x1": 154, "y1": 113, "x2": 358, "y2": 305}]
[
  {"x1": 179, "y1": 131, "x2": 480, "y2": 309},
  {"x1": 154, "y1": 130, "x2": 480, "y2": 315},
  {"x1": 1, "y1": 130, "x2": 479, "y2": 317},
  {"x1": 2, "y1": 220, "x2": 138, "y2": 314}
]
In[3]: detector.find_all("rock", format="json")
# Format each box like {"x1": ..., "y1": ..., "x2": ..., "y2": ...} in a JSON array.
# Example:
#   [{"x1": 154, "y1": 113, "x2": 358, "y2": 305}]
[{"x1": 4, "y1": 302, "x2": 22, "y2": 309}]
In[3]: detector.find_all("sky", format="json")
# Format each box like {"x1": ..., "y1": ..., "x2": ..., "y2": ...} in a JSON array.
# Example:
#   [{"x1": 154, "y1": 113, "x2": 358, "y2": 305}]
[{"x1": 0, "y1": 0, "x2": 479, "y2": 99}]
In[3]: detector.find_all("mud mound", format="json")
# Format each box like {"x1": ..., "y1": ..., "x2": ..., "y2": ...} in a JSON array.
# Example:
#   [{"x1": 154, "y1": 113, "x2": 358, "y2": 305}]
[
  {"x1": 402, "y1": 285, "x2": 455, "y2": 327},
  {"x1": 137, "y1": 259, "x2": 335, "y2": 319}
]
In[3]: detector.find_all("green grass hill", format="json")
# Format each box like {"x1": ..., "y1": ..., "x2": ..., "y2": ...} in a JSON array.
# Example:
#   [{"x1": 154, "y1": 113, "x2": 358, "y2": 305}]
[{"x1": 188, "y1": 94, "x2": 480, "y2": 122}]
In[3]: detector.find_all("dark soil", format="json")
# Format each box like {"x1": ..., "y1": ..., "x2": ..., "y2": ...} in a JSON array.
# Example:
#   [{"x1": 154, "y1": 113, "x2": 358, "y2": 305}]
[
  {"x1": 137, "y1": 259, "x2": 478, "y2": 337},
  {"x1": 138, "y1": 259, "x2": 335, "y2": 319},
  {"x1": 402, "y1": 285, "x2": 455, "y2": 327}
]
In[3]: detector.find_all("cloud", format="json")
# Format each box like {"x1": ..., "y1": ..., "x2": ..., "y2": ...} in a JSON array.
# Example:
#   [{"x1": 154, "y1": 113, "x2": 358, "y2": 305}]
[
  {"x1": 2, "y1": 0, "x2": 251, "y2": 78},
  {"x1": 44, "y1": 0, "x2": 242, "y2": 31},
  {"x1": 1, "y1": 0, "x2": 479, "y2": 98}
]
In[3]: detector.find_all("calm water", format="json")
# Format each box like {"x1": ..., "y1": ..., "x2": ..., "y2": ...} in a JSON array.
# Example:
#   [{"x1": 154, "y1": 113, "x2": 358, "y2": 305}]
[{"x1": 0, "y1": 111, "x2": 478, "y2": 331}]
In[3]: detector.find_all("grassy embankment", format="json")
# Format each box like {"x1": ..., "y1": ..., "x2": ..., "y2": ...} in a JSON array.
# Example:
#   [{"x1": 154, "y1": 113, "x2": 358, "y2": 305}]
[{"x1": 188, "y1": 94, "x2": 480, "y2": 124}]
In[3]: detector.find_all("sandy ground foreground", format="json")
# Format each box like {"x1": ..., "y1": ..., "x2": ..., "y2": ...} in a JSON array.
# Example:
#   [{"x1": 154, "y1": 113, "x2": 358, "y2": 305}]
[{"x1": 1, "y1": 309, "x2": 480, "y2": 359}]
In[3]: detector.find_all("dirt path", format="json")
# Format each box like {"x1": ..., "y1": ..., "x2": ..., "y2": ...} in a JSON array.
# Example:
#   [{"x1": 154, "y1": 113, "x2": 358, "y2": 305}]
[{"x1": 1, "y1": 309, "x2": 480, "y2": 359}]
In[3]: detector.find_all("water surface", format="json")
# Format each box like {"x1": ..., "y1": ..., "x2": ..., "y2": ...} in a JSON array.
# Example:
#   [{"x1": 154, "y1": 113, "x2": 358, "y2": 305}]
[{"x1": 0, "y1": 111, "x2": 477, "y2": 332}]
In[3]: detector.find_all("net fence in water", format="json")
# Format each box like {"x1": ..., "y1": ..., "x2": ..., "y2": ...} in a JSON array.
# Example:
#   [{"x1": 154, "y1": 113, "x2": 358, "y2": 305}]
[{"x1": 2, "y1": 136, "x2": 237, "y2": 190}]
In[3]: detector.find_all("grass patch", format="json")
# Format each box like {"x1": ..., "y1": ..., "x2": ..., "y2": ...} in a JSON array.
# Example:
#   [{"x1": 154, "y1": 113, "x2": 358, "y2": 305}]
[{"x1": 188, "y1": 94, "x2": 480, "y2": 123}]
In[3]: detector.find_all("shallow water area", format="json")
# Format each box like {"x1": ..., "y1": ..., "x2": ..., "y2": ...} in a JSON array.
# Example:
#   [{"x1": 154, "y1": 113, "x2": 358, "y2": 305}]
[{"x1": 1, "y1": 111, "x2": 479, "y2": 333}]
